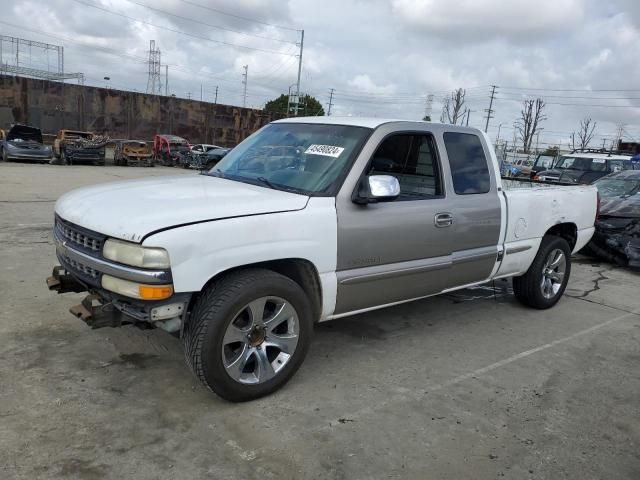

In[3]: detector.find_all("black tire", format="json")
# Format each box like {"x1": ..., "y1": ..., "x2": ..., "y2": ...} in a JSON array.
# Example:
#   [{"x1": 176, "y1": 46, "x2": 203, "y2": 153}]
[
  {"x1": 183, "y1": 269, "x2": 313, "y2": 402},
  {"x1": 60, "y1": 150, "x2": 68, "y2": 165},
  {"x1": 513, "y1": 235, "x2": 572, "y2": 309}
]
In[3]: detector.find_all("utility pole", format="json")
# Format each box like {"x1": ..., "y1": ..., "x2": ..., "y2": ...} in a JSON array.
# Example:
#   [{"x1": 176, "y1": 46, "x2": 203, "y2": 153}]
[
  {"x1": 327, "y1": 88, "x2": 334, "y2": 116},
  {"x1": 466, "y1": 109, "x2": 473, "y2": 127},
  {"x1": 214, "y1": 86, "x2": 218, "y2": 104},
  {"x1": 187, "y1": 92, "x2": 191, "y2": 100},
  {"x1": 165, "y1": 65, "x2": 168, "y2": 96},
  {"x1": 484, "y1": 85, "x2": 497, "y2": 132},
  {"x1": 294, "y1": 29, "x2": 304, "y2": 116},
  {"x1": 615, "y1": 123, "x2": 625, "y2": 150},
  {"x1": 242, "y1": 64, "x2": 248, "y2": 108},
  {"x1": 200, "y1": 84, "x2": 203, "y2": 102}
]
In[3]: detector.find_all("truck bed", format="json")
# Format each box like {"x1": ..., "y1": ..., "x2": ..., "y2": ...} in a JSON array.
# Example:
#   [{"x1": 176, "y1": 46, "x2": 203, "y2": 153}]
[{"x1": 501, "y1": 177, "x2": 576, "y2": 190}]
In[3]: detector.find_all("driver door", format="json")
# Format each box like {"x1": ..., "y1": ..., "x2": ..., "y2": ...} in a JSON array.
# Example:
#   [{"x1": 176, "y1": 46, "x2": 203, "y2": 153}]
[{"x1": 334, "y1": 130, "x2": 457, "y2": 314}]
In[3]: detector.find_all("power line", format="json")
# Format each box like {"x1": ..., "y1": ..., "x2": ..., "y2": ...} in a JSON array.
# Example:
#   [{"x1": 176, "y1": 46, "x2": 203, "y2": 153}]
[
  {"x1": 0, "y1": 21, "x2": 295, "y2": 94},
  {"x1": 70, "y1": 0, "x2": 296, "y2": 57},
  {"x1": 179, "y1": 0, "x2": 299, "y2": 31},
  {"x1": 498, "y1": 92, "x2": 640, "y2": 100},
  {"x1": 500, "y1": 86, "x2": 640, "y2": 92},
  {"x1": 122, "y1": 0, "x2": 296, "y2": 45}
]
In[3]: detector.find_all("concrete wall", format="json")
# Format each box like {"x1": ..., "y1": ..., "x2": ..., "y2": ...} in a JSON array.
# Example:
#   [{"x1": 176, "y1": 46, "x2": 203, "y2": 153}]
[{"x1": 0, "y1": 75, "x2": 282, "y2": 147}]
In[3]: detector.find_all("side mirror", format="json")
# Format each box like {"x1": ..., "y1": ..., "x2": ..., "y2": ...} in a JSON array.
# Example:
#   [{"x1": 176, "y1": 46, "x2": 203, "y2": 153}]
[{"x1": 353, "y1": 175, "x2": 400, "y2": 204}]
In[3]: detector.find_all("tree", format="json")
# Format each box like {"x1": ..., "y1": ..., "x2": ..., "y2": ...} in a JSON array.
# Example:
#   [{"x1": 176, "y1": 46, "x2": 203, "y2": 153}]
[
  {"x1": 422, "y1": 115, "x2": 431, "y2": 121},
  {"x1": 571, "y1": 117, "x2": 597, "y2": 150},
  {"x1": 264, "y1": 94, "x2": 325, "y2": 116},
  {"x1": 517, "y1": 98, "x2": 546, "y2": 153},
  {"x1": 439, "y1": 88, "x2": 469, "y2": 125}
]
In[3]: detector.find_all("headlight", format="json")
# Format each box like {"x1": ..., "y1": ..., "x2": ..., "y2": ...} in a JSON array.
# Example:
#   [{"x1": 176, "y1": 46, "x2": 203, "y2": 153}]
[
  {"x1": 102, "y1": 274, "x2": 173, "y2": 300},
  {"x1": 102, "y1": 238, "x2": 170, "y2": 268}
]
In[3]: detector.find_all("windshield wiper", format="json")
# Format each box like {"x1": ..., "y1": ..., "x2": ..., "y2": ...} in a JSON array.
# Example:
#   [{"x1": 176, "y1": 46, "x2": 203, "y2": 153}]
[
  {"x1": 256, "y1": 176, "x2": 277, "y2": 189},
  {"x1": 205, "y1": 169, "x2": 226, "y2": 178}
]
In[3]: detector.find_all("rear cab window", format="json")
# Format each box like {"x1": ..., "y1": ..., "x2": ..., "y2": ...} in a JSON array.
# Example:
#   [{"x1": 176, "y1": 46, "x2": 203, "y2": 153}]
[{"x1": 443, "y1": 132, "x2": 491, "y2": 194}]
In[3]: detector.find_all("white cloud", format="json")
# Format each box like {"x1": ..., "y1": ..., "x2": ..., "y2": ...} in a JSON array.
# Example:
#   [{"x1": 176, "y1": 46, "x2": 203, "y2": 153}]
[
  {"x1": 391, "y1": 0, "x2": 585, "y2": 38},
  {"x1": 347, "y1": 74, "x2": 396, "y2": 94}
]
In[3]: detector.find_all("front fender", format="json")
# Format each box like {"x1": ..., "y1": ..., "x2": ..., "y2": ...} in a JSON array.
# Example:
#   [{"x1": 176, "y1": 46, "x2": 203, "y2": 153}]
[{"x1": 143, "y1": 197, "x2": 339, "y2": 318}]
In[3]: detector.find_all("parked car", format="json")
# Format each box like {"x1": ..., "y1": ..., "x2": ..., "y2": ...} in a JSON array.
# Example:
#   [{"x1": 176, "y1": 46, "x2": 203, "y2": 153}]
[
  {"x1": 0, "y1": 124, "x2": 52, "y2": 163},
  {"x1": 54, "y1": 130, "x2": 108, "y2": 165},
  {"x1": 585, "y1": 170, "x2": 640, "y2": 269},
  {"x1": 113, "y1": 140, "x2": 154, "y2": 167},
  {"x1": 47, "y1": 117, "x2": 598, "y2": 402},
  {"x1": 502, "y1": 155, "x2": 534, "y2": 178},
  {"x1": 186, "y1": 146, "x2": 231, "y2": 169},
  {"x1": 535, "y1": 150, "x2": 632, "y2": 184},
  {"x1": 152, "y1": 134, "x2": 190, "y2": 167},
  {"x1": 530, "y1": 152, "x2": 558, "y2": 179}
]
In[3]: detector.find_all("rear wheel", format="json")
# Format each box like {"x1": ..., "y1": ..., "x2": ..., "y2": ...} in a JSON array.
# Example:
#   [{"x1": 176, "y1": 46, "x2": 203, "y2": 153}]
[
  {"x1": 513, "y1": 235, "x2": 571, "y2": 309},
  {"x1": 183, "y1": 269, "x2": 313, "y2": 402}
]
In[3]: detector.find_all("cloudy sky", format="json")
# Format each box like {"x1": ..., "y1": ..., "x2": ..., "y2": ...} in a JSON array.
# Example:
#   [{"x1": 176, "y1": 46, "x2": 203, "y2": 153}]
[{"x1": 3, "y1": 0, "x2": 640, "y2": 148}]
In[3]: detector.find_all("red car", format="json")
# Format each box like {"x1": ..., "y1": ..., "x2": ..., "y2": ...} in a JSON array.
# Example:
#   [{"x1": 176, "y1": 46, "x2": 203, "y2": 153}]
[{"x1": 152, "y1": 134, "x2": 190, "y2": 167}]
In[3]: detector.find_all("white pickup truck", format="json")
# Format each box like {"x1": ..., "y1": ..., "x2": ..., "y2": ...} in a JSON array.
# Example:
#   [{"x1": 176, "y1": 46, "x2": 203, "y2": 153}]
[{"x1": 47, "y1": 118, "x2": 598, "y2": 402}]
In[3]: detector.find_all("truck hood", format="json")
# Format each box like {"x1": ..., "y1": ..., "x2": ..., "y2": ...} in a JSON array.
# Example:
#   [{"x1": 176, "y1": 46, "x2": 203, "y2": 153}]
[{"x1": 55, "y1": 175, "x2": 309, "y2": 242}]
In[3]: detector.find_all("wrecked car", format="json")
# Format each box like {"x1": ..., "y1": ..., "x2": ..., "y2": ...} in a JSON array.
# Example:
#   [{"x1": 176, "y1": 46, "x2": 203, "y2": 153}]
[
  {"x1": 113, "y1": 140, "x2": 154, "y2": 167},
  {"x1": 54, "y1": 130, "x2": 108, "y2": 165},
  {"x1": 586, "y1": 170, "x2": 640, "y2": 269},
  {"x1": 0, "y1": 124, "x2": 52, "y2": 163},
  {"x1": 152, "y1": 134, "x2": 190, "y2": 167},
  {"x1": 186, "y1": 146, "x2": 231, "y2": 170},
  {"x1": 535, "y1": 150, "x2": 632, "y2": 184}
]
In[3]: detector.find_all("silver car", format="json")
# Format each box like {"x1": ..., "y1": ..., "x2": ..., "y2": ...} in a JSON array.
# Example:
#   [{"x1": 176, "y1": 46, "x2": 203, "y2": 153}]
[{"x1": 0, "y1": 124, "x2": 52, "y2": 163}]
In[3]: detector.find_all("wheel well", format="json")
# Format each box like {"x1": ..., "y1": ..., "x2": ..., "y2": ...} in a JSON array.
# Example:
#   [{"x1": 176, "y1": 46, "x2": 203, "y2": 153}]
[
  {"x1": 192, "y1": 259, "x2": 323, "y2": 322},
  {"x1": 545, "y1": 223, "x2": 577, "y2": 250}
]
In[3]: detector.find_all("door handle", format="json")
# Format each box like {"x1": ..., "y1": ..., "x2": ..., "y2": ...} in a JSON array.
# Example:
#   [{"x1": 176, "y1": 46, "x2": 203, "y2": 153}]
[{"x1": 434, "y1": 212, "x2": 453, "y2": 228}]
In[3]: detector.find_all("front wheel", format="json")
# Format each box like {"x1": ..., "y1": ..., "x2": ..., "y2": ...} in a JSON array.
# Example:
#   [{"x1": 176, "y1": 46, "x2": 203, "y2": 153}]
[
  {"x1": 513, "y1": 235, "x2": 572, "y2": 309},
  {"x1": 183, "y1": 269, "x2": 313, "y2": 402}
]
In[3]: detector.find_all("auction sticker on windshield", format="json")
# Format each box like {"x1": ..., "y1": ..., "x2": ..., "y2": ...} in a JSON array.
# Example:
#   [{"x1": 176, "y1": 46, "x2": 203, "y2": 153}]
[{"x1": 305, "y1": 144, "x2": 345, "y2": 158}]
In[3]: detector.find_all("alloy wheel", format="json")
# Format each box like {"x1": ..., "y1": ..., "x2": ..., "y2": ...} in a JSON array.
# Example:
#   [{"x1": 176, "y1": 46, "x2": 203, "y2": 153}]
[
  {"x1": 221, "y1": 296, "x2": 299, "y2": 385},
  {"x1": 540, "y1": 248, "x2": 566, "y2": 299}
]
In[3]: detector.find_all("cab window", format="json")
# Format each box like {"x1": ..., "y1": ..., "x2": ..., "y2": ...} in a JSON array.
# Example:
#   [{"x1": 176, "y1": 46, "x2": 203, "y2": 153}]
[
  {"x1": 443, "y1": 132, "x2": 491, "y2": 195},
  {"x1": 366, "y1": 133, "x2": 443, "y2": 200}
]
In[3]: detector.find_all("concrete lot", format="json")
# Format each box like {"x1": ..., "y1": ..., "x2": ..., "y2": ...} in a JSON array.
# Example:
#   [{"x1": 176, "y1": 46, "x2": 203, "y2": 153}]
[{"x1": 1, "y1": 162, "x2": 639, "y2": 480}]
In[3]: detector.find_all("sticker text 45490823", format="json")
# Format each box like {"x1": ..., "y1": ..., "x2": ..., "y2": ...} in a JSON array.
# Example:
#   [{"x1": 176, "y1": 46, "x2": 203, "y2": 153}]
[{"x1": 304, "y1": 144, "x2": 345, "y2": 158}]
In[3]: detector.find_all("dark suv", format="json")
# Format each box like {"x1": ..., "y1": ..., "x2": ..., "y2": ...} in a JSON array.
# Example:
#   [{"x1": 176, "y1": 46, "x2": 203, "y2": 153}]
[{"x1": 535, "y1": 150, "x2": 633, "y2": 184}]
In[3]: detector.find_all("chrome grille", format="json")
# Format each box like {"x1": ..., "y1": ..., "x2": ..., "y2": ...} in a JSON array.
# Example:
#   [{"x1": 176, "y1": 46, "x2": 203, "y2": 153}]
[
  {"x1": 55, "y1": 217, "x2": 103, "y2": 253},
  {"x1": 59, "y1": 251, "x2": 100, "y2": 280}
]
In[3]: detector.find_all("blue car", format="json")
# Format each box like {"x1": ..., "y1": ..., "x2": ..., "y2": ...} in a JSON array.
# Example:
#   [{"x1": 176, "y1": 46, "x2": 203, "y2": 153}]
[{"x1": 0, "y1": 124, "x2": 52, "y2": 163}]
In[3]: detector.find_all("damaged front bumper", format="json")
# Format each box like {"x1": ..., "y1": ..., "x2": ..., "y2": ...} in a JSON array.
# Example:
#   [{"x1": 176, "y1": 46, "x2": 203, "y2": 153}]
[
  {"x1": 47, "y1": 218, "x2": 191, "y2": 331},
  {"x1": 587, "y1": 217, "x2": 640, "y2": 270},
  {"x1": 47, "y1": 265, "x2": 191, "y2": 331}
]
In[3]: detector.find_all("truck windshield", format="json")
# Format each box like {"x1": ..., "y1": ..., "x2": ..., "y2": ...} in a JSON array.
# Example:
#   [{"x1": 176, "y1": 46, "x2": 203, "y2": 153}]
[
  {"x1": 535, "y1": 155, "x2": 555, "y2": 169},
  {"x1": 594, "y1": 176, "x2": 640, "y2": 198},
  {"x1": 208, "y1": 123, "x2": 371, "y2": 195},
  {"x1": 555, "y1": 156, "x2": 607, "y2": 172}
]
